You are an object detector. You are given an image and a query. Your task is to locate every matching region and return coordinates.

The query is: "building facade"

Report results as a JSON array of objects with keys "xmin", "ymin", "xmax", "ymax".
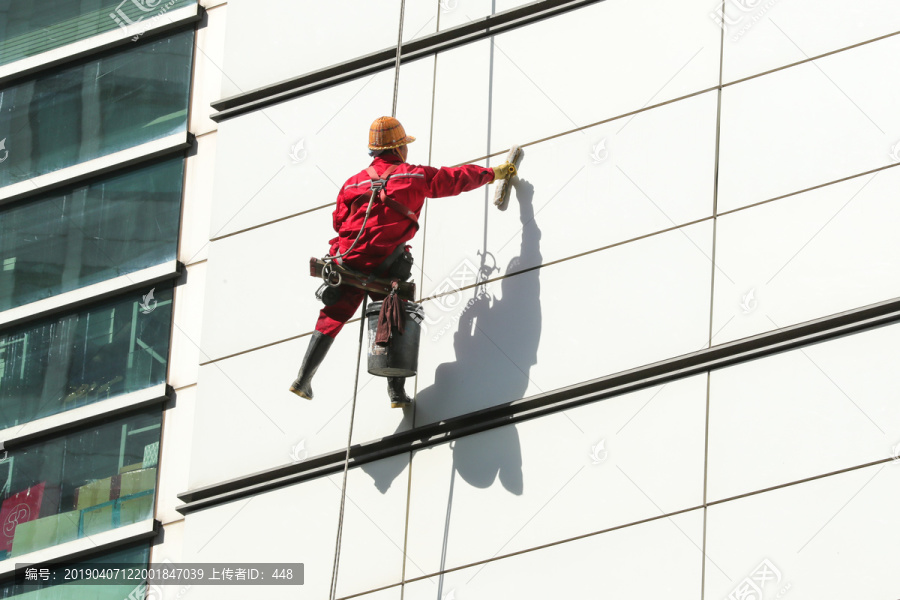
[{"xmin": 1, "ymin": 0, "xmax": 899, "ymax": 599}]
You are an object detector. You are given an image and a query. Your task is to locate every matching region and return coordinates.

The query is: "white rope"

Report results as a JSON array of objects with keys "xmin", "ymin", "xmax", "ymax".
[
  {"xmin": 331, "ymin": 6, "xmax": 406, "ymax": 595},
  {"xmin": 391, "ymin": 0, "xmax": 406, "ymax": 117},
  {"xmin": 328, "ymin": 296, "xmax": 368, "ymax": 600}
]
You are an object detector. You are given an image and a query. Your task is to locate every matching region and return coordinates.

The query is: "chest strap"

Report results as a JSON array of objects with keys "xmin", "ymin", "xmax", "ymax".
[{"xmin": 358, "ymin": 165, "xmax": 419, "ymax": 230}]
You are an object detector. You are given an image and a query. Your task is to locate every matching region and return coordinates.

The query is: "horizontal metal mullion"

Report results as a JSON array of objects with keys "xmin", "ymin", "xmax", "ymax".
[
  {"xmin": 210, "ymin": 0, "xmax": 604, "ymax": 122},
  {"xmin": 176, "ymin": 296, "xmax": 900, "ymax": 514},
  {"xmin": 0, "ymin": 385, "xmax": 172, "ymax": 451}
]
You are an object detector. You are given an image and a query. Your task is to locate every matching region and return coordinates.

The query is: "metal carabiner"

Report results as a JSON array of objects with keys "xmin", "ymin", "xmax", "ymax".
[{"xmin": 322, "ymin": 262, "xmax": 342, "ymax": 288}]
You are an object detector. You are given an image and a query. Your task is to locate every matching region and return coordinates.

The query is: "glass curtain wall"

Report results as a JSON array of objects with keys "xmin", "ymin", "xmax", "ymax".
[
  {"xmin": 0, "ymin": 0, "xmax": 197, "ymax": 66},
  {"xmin": 0, "ymin": 543, "xmax": 151, "ymax": 598},
  {"xmin": 0, "ymin": 408, "xmax": 161, "ymax": 562},
  {"xmin": 0, "ymin": 285, "xmax": 173, "ymax": 429},
  {"xmin": 0, "ymin": 158, "xmax": 184, "ymax": 311},
  {"xmin": 0, "ymin": 29, "xmax": 193, "ymax": 188}
]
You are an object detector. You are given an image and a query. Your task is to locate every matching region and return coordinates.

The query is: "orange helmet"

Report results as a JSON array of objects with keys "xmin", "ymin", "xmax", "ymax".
[{"xmin": 368, "ymin": 116, "xmax": 416, "ymax": 151}]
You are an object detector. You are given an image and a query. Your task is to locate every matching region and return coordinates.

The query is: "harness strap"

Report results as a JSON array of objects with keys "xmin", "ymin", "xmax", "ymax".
[{"xmin": 347, "ymin": 164, "xmax": 419, "ymax": 230}]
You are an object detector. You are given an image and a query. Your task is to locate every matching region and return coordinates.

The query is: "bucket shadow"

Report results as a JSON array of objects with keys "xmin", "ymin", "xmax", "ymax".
[
  {"xmin": 361, "ymin": 179, "xmax": 541, "ymax": 499},
  {"xmin": 417, "ymin": 177, "xmax": 541, "ymax": 495}
]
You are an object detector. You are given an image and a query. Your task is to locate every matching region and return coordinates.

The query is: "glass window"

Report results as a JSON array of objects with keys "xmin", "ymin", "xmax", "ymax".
[
  {"xmin": 0, "ymin": 0, "xmax": 197, "ymax": 66},
  {"xmin": 0, "ymin": 285, "xmax": 172, "ymax": 430},
  {"xmin": 0, "ymin": 543, "xmax": 150, "ymax": 598},
  {"xmin": 0, "ymin": 408, "xmax": 160, "ymax": 562},
  {"xmin": 0, "ymin": 158, "xmax": 184, "ymax": 311},
  {"xmin": 0, "ymin": 30, "xmax": 193, "ymax": 189}
]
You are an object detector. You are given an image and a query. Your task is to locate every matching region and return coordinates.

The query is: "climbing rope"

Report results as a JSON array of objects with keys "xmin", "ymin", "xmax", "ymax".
[
  {"xmin": 391, "ymin": 0, "xmax": 406, "ymax": 118},
  {"xmin": 329, "ymin": 5, "xmax": 406, "ymax": 596},
  {"xmin": 328, "ymin": 295, "xmax": 368, "ymax": 600}
]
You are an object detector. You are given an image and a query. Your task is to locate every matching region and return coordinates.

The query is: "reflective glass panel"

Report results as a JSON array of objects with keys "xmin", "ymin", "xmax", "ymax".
[
  {"xmin": 0, "ymin": 30, "xmax": 193, "ymax": 188},
  {"xmin": 0, "ymin": 0, "xmax": 197, "ymax": 66},
  {"xmin": 0, "ymin": 543, "xmax": 150, "ymax": 598},
  {"xmin": 0, "ymin": 408, "xmax": 160, "ymax": 562},
  {"xmin": 0, "ymin": 158, "xmax": 183, "ymax": 311},
  {"xmin": 0, "ymin": 285, "xmax": 173, "ymax": 429}
]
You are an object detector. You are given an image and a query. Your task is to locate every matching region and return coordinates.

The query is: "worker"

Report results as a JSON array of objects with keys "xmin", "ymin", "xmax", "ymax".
[{"xmin": 289, "ymin": 116, "xmax": 515, "ymax": 408}]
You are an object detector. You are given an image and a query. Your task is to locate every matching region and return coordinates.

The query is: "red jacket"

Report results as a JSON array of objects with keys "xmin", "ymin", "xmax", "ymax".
[{"xmin": 329, "ymin": 155, "xmax": 494, "ymax": 269}]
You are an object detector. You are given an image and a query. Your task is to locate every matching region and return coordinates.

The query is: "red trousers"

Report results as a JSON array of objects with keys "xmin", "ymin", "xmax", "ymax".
[{"xmin": 316, "ymin": 286, "xmax": 387, "ymax": 338}]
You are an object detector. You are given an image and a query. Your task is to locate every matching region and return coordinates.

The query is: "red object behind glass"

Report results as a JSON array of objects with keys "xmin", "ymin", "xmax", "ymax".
[{"xmin": 0, "ymin": 482, "xmax": 45, "ymax": 553}]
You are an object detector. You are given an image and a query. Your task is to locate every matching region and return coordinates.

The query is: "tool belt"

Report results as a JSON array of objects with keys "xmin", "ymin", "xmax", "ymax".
[
  {"xmin": 310, "ymin": 254, "xmax": 416, "ymax": 303},
  {"xmin": 313, "ymin": 164, "xmax": 418, "ymax": 305}
]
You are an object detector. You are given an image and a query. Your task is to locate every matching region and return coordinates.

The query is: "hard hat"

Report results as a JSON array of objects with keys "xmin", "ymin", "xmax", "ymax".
[{"xmin": 368, "ymin": 116, "xmax": 416, "ymax": 150}]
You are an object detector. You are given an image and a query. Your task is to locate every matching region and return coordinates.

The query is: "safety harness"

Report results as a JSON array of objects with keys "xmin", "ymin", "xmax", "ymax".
[{"xmin": 315, "ymin": 164, "xmax": 419, "ymax": 303}]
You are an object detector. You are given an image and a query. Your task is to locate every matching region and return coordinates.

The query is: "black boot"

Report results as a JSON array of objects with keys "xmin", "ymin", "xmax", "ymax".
[
  {"xmin": 387, "ymin": 377, "xmax": 412, "ymax": 409},
  {"xmin": 289, "ymin": 331, "xmax": 334, "ymax": 399}
]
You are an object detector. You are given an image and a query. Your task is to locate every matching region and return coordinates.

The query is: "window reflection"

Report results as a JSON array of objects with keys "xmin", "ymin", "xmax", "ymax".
[
  {"xmin": 0, "ymin": 286, "xmax": 173, "ymax": 429},
  {"xmin": 0, "ymin": 30, "xmax": 193, "ymax": 188},
  {"xmin": 0, "ymin": 409, "xmax": 160, "ymax": 562},
  {"xmin": 0, "ymin": 0, "xmax": 197, "ymax": 66},
  {"xmin": 0, "ymin": 158, "xmax": 183, "ymax": 311}
]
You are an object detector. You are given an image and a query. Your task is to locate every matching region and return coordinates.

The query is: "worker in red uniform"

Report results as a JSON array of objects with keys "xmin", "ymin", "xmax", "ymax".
[{"xmin": 289, "ymin": 116, "xmax": 515, "ymax": 408}]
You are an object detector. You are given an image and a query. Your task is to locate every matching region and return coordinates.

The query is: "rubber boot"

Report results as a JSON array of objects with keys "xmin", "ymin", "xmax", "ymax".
[
  {"xmin": 387, "ymin": 377, "xmax": 412, "ymax": 409},
  {"xmin": 289, "ymin": 331, "xmax": 334, "ymax": 399}
]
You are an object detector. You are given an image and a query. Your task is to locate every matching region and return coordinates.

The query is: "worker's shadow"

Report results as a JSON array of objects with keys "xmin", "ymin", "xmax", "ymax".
[{"xmin": 363, "ymin": 179, "xmax": 541, "ymax": 498}]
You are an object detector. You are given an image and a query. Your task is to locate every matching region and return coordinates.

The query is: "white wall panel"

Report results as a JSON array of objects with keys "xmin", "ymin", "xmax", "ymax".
[
  {"xmin": 350, "ymin": 370, "xmax": 416, "ymax": 446},
  {"xmin": 422, "ymin": 91, "xmax": 718, "ymax": 290},
  {"xmin": 405, "ymin": 374, "xmax": 706, "ymax": 576},
  {"xmin": 183, "ymin": 458, "xmax": 407, "ymax": 599},
  {"xmin": 430, "ymin": 0, "xmax": 721, "ymax": 166},
  {"xmin": 190, "ymin": 4, "xmax": 227, "ymax": 136},
  {"xmin": 404, "ymin": 508, "xmax": 704, "ymax": 600},
  {"xmin": 433, "ymin": 0, "xmax": 535, "ymax": 34},
  {"xmin": 169, "ymin": 262, "xmax": 210, "ymax": 389},
  {"xmin": 210, "ymin": 57, "xmax": 434, "ymax": 239},
  {"xmin": 149, "ymin": 520, "xmax": 190, "ymax": 600},
  {"xmin": 718, "ymin": 35, "xmax": 900, "ymax": 213},
  {"xmin": 403, "ymin": 0, "xmax": 438, "ymax": 42},
  {"xmin": 720, "ymin": 0, "xmax": 900, "ymax": 83},
  {"xmin": 705, "ymin": 464, "xmax": 900, "ymax": 600},
  {"xmin": 182, "ymin": 475, "xmax": 340, "ymax": 599},
  {"xmin": 200, "ymin": 208, "xmax": 331, "ymax": 361},
  {"xmin": 336, "ymin": 454, "xmax": 410, "ymax": 598},
  {"xmin": 219, "ymin": 0, "xmax": 402, "ymax": 97},
  {"xmin": 157, "ymin": 385, "xmax": 197, "ymax": 525},
  {"xmin": 188, "ymin": 332, "xmax": 360, "ymax": 489},
  {"xmin": 350, "ymin": 588, "xmax": 401, "ymax": 600},
  {"xmin": 711, "ymin": 167, "xmax": 900, "ymax": 345},
  {"xmin": 180, "ymin": 132, "xmax": 217, "ymax": 265},
  {"xmin": 414, "ymin": 221, "xmax": 713, "ymax": 425},
  {"xmin": 708, "ymin": 323, "xmax": 900, "ymax": 502}
]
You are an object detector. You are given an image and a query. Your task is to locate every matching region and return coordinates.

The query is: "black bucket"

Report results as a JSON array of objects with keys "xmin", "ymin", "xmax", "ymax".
[{"xmin": 365, "ymin": 300, "xmax": 424, "ymax": 377}]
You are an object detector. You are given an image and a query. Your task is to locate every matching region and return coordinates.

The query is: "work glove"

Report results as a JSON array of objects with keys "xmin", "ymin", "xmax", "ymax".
[{"xmin": 492, "ymin": 161, "xmax": 516, "ymax": 181}]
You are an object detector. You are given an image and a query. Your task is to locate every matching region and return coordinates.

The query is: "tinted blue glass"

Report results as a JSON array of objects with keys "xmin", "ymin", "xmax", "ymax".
[
  {"xmin": 0, "ymin": 158, "xmax": 184, "ymax": 311},
  {"xmin": 0, "ymin": 30, "xmax": 193, "ymax": 188},
  {"xmin": 0, "ymin": 285, "xmax": 173, "ymax": 429}
]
